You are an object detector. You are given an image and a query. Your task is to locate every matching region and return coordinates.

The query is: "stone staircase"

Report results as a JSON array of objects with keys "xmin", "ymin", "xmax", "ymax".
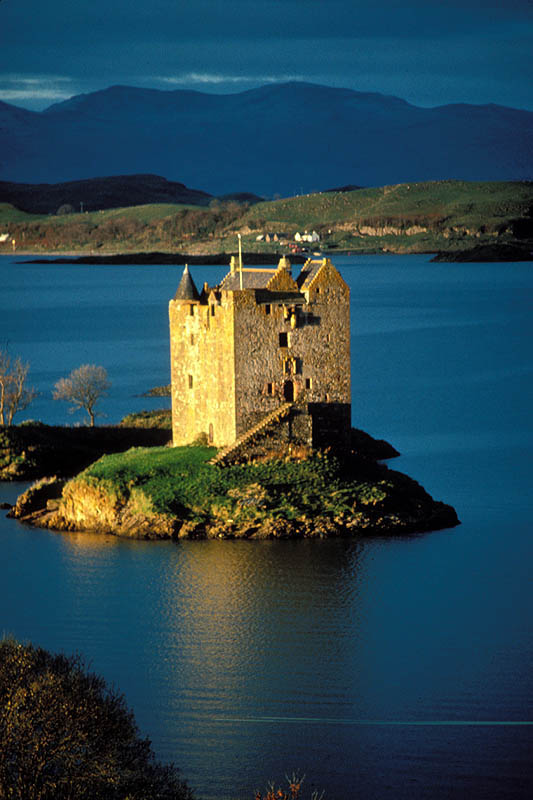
[{"xmin": 209, "ymin": 402, "xmax": 293, "ymax": 466}]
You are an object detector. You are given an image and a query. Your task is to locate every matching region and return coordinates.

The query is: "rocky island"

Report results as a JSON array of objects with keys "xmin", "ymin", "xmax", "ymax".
[
  {"xmin": 5, "ymin": 256, "xmax": 459, "ymax": 540},
  {"xmin": 8, "ymin": 433, "xmax": 458, "ymax": 539}
]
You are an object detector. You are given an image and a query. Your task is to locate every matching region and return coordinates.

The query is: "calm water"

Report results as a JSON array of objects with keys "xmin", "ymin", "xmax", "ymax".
[{"xmin": 1, "ymin": 254, "xmax": 532, "ymax": 799}]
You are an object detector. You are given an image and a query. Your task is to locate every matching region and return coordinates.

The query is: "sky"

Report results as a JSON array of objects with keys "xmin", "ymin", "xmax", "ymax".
[{"xmin": 1, "ymin": 0, "xmax": 532, "ymax": 112}]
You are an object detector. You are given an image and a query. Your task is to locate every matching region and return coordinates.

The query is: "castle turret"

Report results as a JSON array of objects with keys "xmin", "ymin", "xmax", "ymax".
[{"xmin": 173, "ymin": 264, "xmax": 200, "ymax": 301}]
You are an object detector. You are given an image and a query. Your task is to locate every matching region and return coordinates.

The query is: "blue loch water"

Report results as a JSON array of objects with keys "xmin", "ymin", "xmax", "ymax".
[{"xmin": 0, "ymin": 254, "xmax": 532, "ymax": 799}]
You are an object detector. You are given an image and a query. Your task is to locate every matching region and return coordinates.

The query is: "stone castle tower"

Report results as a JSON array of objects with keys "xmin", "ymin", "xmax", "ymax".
[{"xmin": 169, "ymin": 257, "xmax": 351, "ymax": 457}]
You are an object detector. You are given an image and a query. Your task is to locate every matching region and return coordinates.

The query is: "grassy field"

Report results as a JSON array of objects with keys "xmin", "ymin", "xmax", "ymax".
[
  {"xmin": 0, "ymin": 201, "xmax": 197, "ymax": 226},
  {"xmin": 245, "ymin": 180, "xmax": 533, "ymax": 229},
  {"xmin": 68, "ymin": 203, "xmax": 199, "ymax": 224},
  {"xmin": 0, "ymin": 203, "xmax": 49, "ymax": 223}
]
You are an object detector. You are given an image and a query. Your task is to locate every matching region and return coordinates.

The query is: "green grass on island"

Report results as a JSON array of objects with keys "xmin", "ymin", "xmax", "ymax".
[
  {"xmin": 73, "ymin": 443, "xmax": 457, "ymax": 537},
  {"xmin": 83, "ymin": 445, "xmax": 386, "ymax": 518}
]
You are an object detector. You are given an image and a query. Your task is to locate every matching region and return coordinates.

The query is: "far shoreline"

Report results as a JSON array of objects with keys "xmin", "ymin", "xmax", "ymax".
[
  {"xmin": 5, "ymin": 244, "xmax": 531, "ymax": 264},
  {"xmin": 4, "ymin": 248, "xmax": 437, "ymax": 264}
]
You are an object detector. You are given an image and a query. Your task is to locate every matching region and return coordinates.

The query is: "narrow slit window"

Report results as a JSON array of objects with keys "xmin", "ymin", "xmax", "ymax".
[
  {"xmin": 189, "ymin": 305, "xmax": 194, "ymax": 316},
  {"xmin": 190, "ymin": 333, "xmax": 195, "ymax": 345},
  {"xmin": 266, "ymin": 382, "xmax": 274, "ymax": 395},
  {"xmin": 210, "ymin": 304, "xmax": 215, "ymax": 316},
  {"xmin": 279, "ymin": 332, "xmax": 288, "ymax": 347},
  {"xmin": 188, "ymin": 375, "xmax": 193, "ymax": 389},
  {"xmin": 265, "ymin": 304, "xmax": 271, "ymax": 315},
  {"xmin": 305, "ymin": 378, "xmax": 312, "ymax": 390}
]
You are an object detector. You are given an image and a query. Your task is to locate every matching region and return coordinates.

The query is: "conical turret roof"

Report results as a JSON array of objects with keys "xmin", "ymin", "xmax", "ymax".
[{"xmin": 173, "ymin": 264, "xmax": 200, "ymax": 301}]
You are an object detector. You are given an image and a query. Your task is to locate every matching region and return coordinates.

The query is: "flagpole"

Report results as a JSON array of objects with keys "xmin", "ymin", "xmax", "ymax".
[{"xmin": 238, "ymin": 233, "xmax": 243, "ymax": 289}]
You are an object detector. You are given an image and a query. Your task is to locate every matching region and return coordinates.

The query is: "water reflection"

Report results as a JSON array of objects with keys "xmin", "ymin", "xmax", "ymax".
[
  {"xmin": 146, "ymin": 539, "xmax": 367, "ymax": 798},
  {"xmin": 61, "ymin": 530, "xmax": 122, "ymax": 552},
  {"xmin": 155, "ymin": 540, "xmax": 366, "ymax": 717}
]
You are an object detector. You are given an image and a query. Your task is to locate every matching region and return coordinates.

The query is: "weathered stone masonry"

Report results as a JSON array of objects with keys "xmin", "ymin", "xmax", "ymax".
[{"xmin": 169, "ymin": 257, "xmax": 351, "ymax": 451}]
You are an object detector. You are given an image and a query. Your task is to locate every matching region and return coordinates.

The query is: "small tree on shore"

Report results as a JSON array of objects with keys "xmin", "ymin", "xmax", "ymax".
[
  {"xmin": 0, "ymin": 349, "xmax": 37, "ymax": 426},
  {"xmin": 53, "ymin": 364, "xmax": 110, "ymax": 426}
]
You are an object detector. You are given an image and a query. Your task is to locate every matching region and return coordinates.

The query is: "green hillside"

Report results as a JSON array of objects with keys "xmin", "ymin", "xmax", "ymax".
[
  {"xmin": 0, "ymin": 201, "xmax": 197, "ymax": 226},
  {"xmin": 246, "ymin": 180, "xmax": 533, "ymax": 229},
  {"xmin": 0, "ymin": 203, "xmax": 48, "ymax": 223}
]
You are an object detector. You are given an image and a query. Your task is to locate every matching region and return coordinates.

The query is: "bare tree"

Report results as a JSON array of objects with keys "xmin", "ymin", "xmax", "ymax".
[
  {"xmin": 0, "ymin": 349, "xmax": 37, "ymax": 426},
  {"xmin": 53, "ymin": 364, "xmax": 110, "ymax": 426}
]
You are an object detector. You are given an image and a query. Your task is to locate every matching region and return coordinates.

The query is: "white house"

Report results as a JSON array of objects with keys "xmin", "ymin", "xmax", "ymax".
[{"xmin": 295, "ymin": 230, "xmax": 320, "ymax": 243}]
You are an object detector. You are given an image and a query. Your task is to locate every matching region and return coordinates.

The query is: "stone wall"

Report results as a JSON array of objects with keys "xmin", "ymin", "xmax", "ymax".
[
  {"xmin": 169, "ymin": 295, "xmax": 236, "ymax": 446},
  {"xmin": 232, "ymin": 262, "xmax": 351, "ymax": 446}
]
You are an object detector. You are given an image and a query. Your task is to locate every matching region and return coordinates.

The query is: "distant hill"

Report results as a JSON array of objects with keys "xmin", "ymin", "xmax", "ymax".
[
  {"xmin": 1, "ymin": 179, "xmax": 531, "ymax": 257},
  {"xmin": 0, "ymin": 174, "xmax": 212, "ymax": 214},
  {"xmin": 0, "ymin": 82, "xmax": 532, "ymax": 196}
]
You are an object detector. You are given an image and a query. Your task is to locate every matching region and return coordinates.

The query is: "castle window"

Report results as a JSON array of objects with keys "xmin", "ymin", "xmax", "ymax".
[
  {"xmin": 188, "ymin": 375, "xmax": 193, "ymax": 389},
  {"xmin": 189, "ymin": 305, "xmax": 194, "ymax": 316},
  {"xmin": 279, "ymin": 332, "xmax": 288, "ymax": 347},
  {"xmin": 190, "ymin": 333, "xmax": 195, "ymax": 345},
  {"xmin": 265, "ymin": 304, "xmax": 271, "ymax": 315},
  {"xmin": 208, "ymin": 423, "xmax": 214, "ymax": 443},
  {"xmin": 283, "ymin": 380, "xmax": 294, "ymax": 402},
  {"xmin": 266, "ymin": 382, "xmax": 274, "ymax": 395},
  {"xmin": 305, "ymin": 378, "xmax": 312, "ymax": 390},
  {"xmin": 210, "ymin": 304, "xmax": 215, "ymax": 317}
]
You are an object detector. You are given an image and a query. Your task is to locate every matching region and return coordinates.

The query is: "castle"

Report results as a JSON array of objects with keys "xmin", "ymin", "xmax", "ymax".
[{"xmin": 169, "ymin": 256, "xmax": 351, "ymax": 460}]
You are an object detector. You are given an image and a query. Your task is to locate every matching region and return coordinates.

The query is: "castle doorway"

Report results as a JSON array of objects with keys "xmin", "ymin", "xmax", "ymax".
[{"xmin": 283, "ymin": 380, "xmax": 294, "ymax": 402}]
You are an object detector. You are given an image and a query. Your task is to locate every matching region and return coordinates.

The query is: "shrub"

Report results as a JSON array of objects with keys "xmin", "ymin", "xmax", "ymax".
[{"xmin": 0, "ymin": 638, "xmax": 194, "ymax": 800}]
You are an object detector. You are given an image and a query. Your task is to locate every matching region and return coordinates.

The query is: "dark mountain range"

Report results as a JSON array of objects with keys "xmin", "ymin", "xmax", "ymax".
[
  {"xmin": 0, "ymin": 174, "xmax": 212, "ymax": 214},
  {"xmin": 1, "ymin": 82, "xmax": 532, "ymax": 196}
]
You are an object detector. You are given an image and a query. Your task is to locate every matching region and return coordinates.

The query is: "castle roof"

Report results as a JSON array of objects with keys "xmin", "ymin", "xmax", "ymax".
[
  {"xmin": 297, "ymin": 259, "xmax": 323, "ymax": 290},
  {"xmin": 219, "ymin": 269, "xmax": 277, "ymax": 291},
  {"xmin": 174, "ymin": 265, "xmax": 200, "ymax": 301}
]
